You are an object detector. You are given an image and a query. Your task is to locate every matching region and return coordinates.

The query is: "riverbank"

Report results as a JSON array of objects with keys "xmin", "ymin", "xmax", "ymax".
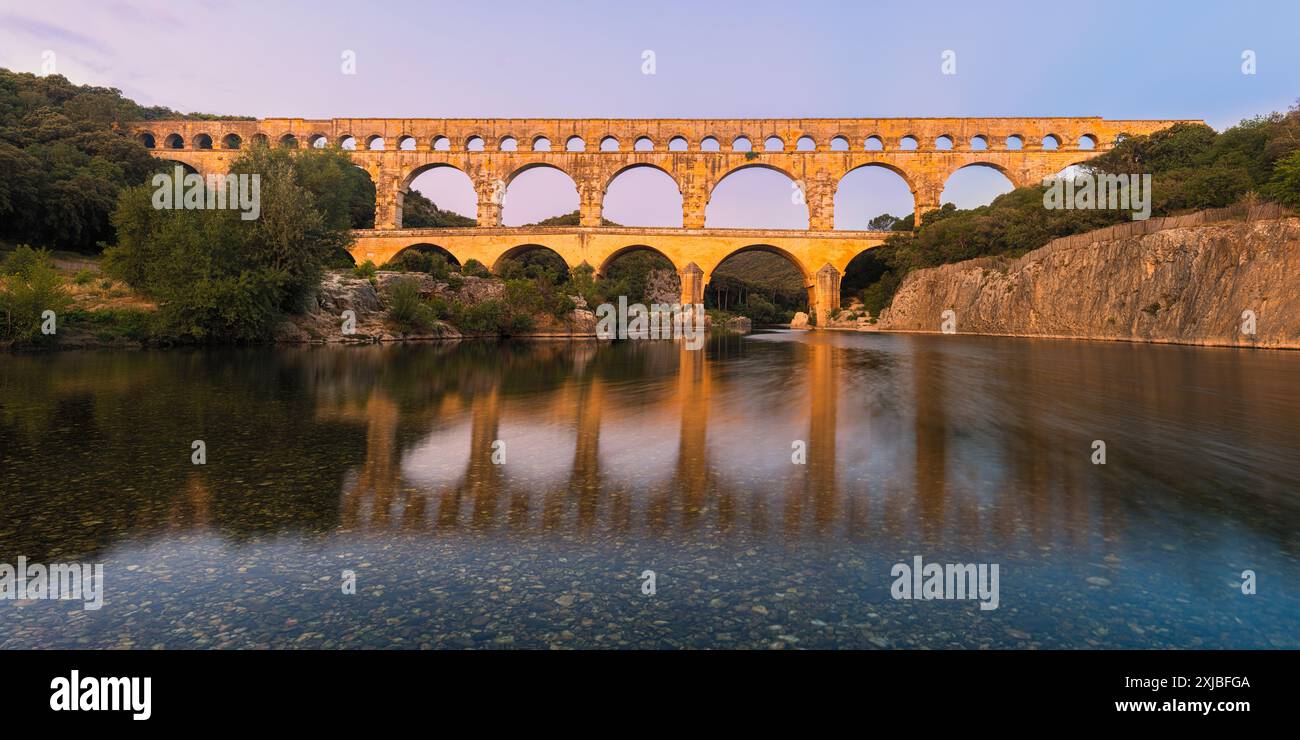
[{"xmin": 876, "ymin": 212, "xmax": 1300, "ymax": 350}]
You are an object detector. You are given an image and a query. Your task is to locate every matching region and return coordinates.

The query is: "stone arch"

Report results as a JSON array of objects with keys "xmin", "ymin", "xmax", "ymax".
[
  {"xmin": 432, "ymin": 135, "xmax": 451, "ymax": 151},
  {"xmin": 603, "ymin": 163, "xmax": 683, "ymax": 227},
  {"xmin": 597, "ymin": 244, "xmax": 679, "ymax": 277},
  {"xmin": 493, "ymin": 243, "xmax": 573, "ymax": 276},
  {"xmin": 935, "ymin": 134, "xmax": 954, "ymax": 150},
  {"xmin": 308, "ymin": 133, "xmax": 329, "ymax": 149},
  {"xmin": 634, "ymin": 136, "xmax": 655, "ymax": 152},
  {"xmin": 401, "ymin": 162, "xmax": 478, "ymax": 224},
  {"xmin": 599, "ymin": 136, "xmax": 620, "ymax": 151},
  {"xmin": 864, "ymin": 135, "xmax": 883, "ymax": 151},
  {"xmin": 222, "ymin": 133, "xmax": 243, "ymax": 149},
  {"xmin": 829, "ymin": 135, "xmax": 849, "ymax": 151},
  {"xmin": 163, "ymin": 133, "xmax": 184, "ymax": 149},
  {"xmin": 365, "ymin": 134, "xmax": 385, "ymax": 150},
  {"xmin": 397, "ymin": 135, "xmax": 417, "ymax": 150},
  {"xmin": 565, "ymin": 135, "xmax": 586, "ymax": 152},
  {"xmin": 1042, "ymin": 134, "xmax": 1061, "ymax": 150},
  {"xmin": 763, "ymin": 135, "xmax": 785, "ymax": 151},
  {"xmin": 700, "ymin": 136, "xmax": 721, "ymax": 151},
  {"xmin": 796, "ymin": 135, "xmax": 816, "ymax": 151},
  {"xmin": 466, "ymin": 135, "xmax": 485, "ymax": 151},
  {"xmin": 703, "ymin": 244, "xmax": 813, "ymax": 318},
  {"xmin": 501, "ymin": 163, "xmax": 579, "ymax": 226},
  {"xmin": 970, "ymin": 134, "xmax": 989, "ymax": 151},
  {"xmin": 667, "ymin": 135, "xmax": 688, "ymax": 151},
  {"xmin": 1077, "ymin": 133, "xmax": 1098, "ymax": 150},
  {"xmin": 499, "ymin": 135, "xmax": 518, "ymax": 152},
  {"xmin": 532, "ymin": 135, "xmax": 552, "ymax": 152},
  {"xmin": 155, "ymin": 157, "xmax": 201, "ymax": 177},
  {"xmin": 835, "ymin": 162, "xmax": 916, "ymax": 230},
  {"xmin": 941, "ymin": 163, "xmax": 1016, "ymax": 208},
  {"xmin": 193, "ymin": 133, "xmax": 213, "ymax": 149},
  {"xmin": 386, "ymin": 242, "xmax": 461, "ymax": 269},
  {"xmin": 138, "ymin": 132, "xmax": 156, "ymax": 148},
  {"xmin": 706, "ymin": 163, "xmax": 808, "ymax": 229},
  {"xmin": 339, "ymin": 134, "xmax": 358, "ymax": 150},
  {"xmin": 280, "ymin": 133, "xmax": 299, "ymax": 149},
  {"xmin": 250, "ymin": 133, "xmax": 269, "ymax": 147}
]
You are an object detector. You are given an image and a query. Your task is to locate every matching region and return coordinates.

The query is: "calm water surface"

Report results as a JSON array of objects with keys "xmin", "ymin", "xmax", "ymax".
[{"xmin": 1, "ymin": 331, "xmax": 1297, "ymax": 648}]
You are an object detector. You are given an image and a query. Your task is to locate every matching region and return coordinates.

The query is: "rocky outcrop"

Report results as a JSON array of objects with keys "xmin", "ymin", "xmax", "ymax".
[
  {"xmin": 878, "ymin": 217, "xmax": 1300, "ymax": 349},
  {"xmin": 789, "ymin": 311, "xmax": 810, "ymax": 329},
  {"xmin": 722, "ymin": 316, "xmax": 752, "ymax": 334}
]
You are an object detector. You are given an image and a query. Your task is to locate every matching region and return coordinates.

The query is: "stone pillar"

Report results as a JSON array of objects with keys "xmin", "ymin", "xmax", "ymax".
[
  {"xmin": 911, "ymin": 182, "xmax": 943, "ymax": 229},
  {"xmin": 682, "ymin": 180, "xmax": 708, "ymax": 229},
  {"xmin": 806, "ymin": 177, "xmax": 835, "ymax": 230},
  {"xmin": 678, "ymin": 262, "xmax": 704, "ymax": 307},
  {"xmin": 374, "ymin": 167, "xmax": 403, "ymax": 230},
  {"xmin": 475, "ymin": 176, "xmax": 504, "ymax": 227},
  {"xmin": 811, "ymin": 263, "xmax": 841, "ymax": 327},
  {"xmin": 578, "ymin": 182, "xmax": 604, "ymax": 227}
]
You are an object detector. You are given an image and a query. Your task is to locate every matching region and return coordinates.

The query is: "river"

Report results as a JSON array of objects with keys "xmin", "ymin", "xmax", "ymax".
[{"xmin": 1, "ymin": 331, "xmax": 1297, "ymax": 648}]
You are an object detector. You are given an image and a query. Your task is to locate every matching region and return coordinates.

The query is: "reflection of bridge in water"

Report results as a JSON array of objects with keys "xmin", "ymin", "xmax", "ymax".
[{"xmin": 131, "ymin": 116, "xmax": 1196, "ymax": 324}]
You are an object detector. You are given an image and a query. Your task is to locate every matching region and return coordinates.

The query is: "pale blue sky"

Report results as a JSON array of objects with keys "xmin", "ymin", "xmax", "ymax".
[{"xmin": 2, "ymin": 0, "xmax": 1296, "ymax": 226}]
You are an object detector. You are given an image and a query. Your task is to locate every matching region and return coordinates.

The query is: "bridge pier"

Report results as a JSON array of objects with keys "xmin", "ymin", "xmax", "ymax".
[
  {"xmin": 678, "ymin": 262, "xmax": 704, "ymax": 306},
  {"xmin": 810, "ymin": 263, "xmax": 842, "ymax": 327}
]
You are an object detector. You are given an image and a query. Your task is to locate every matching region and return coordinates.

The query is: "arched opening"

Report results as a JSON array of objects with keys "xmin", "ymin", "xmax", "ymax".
[
  {"xmin": 494, "ymin": 244, "xmax": 571, "ymax": 283},
  {"xmin": 634, "ymin": 136, "xmax": 654, "ymax": 152},
  {"xmin": 138, "ymin": 132, "xmax": 156, "ymax": 148},
  {"xmin": 796, "ymin": 136, "xmax": 816, "ymax": 151},
  {"xmin": 340, "ymin": 135, "xmax": 358, "ymax": 150},
  {"xmin": 865, "ymin": 135, "xmax": 883, "ymax": 151},
  {"xmin": 347, "ymin": 166, "xmax": 376, "ymax": 229},
  {"xmin": 668, "ymin": 136, "xmax": 688, "ymax": 151},
  {"xmin": 731, "ymin": 136, "xmax": 752, "ymax": 152},
  {"xmin": 404, "ymin": 165, "xmax": 478, "ymax": 228},
  {"xmin": 566, "ymin": 136, "xmax": 585, "ymax": 152},
  {"xmin": 706, "ymin": 246, "xmax": 808, "ymax": 324},
  {"xmin": 763, "ymin": 136, "xmax": 784, "ymax": 152},
  {"xmin": 598, "ymin": 246, "xmax": 679, "ymax": 305},
  {"xmin": 250, "ymin": 133, "xmax": 269, "ymax": 147},
  {"xmin": 383, "ymin": 243, "xmax": 461, "ymax": 272},
  {"xmin": 398, "ymin": 135, "xmax": 417, "ymax": 151},
  {"xmin": 502, "ymin": 164, "xmax": 579, "ymax": 226},
  {"xmin": 706, "ymin": 165, "xmax": 807, "ymax": 229},
  {"xmin": 603, "ymin": 165, "xmax": 682, "ymax": 227},
  {"xmin": 835, "ymin": 164, "xmax": 914, "ymax": 230},
  {"xmin": 532, "ymin": 136, "xmax": 552, "ymax": 152},
  {"xmin": 193, "ymin": 133, "xmax": 213, "ymax": 149},
  {"xmin": 432, "ymin": 136, "xmax": 451, "ymax": 151},
  {"xmin": 941, "ymin": 164, "xmax": 1016, "ymax": 210},
  {"xmin": 366, "ymin": 135, "xmax": 385, "ymax": 151},
  {"xmin": 935, "ymin": 135, "xmax": 954, "ymax": 150},
  {"xmin": 1006, "ymin": 135, "xmax": 1023, "ymax": 151},
  {"xmin": 600, "ymin": 136, "xmax": 619, "ymax": 152},
  {"xmin": 157, "ymin": 159, "xmax": 199, "ymax": 177},
  {"xmin": 466, "ymin": 136, "xmax": 485, "ymax": 151},
  {"xmin": 222, "ymin": 133, "xmax": 243, "ymax": 150},
  {"xmin": 700, "ymin": 136, "xmax": 720, "ymax": 152},
  {"xmin": 308, "ymin": 134, "xmax": 328, "ymax": 149},
  {"xmin": 1077, "ymin": 134, "xmax": 1097, "ymax": 150},
  {"xmin": 499, "ymin": 136, "xmax": 518, "ymax": 152},
  {"xmin": 840, "ymin": 247, "xmax": 890, "ymax": 311},
  {"xmin": 1042, "ymin": 134, "xmax": 1060, "ymax": 150},
  {"xmin": 830, "ymin": 136, "xmax": 849, "ymax": 151},
  {"xmin": 970, "ymin": 135, "xmax": 988, "ymax": 151},
  {"xmin": 279, "ymin": 134, "xmax": 299, "ymax": 149},
  {"xmin": 163, "ymin": 133, "xmax": 184, "ymax": 149},
  {"xmin": 899, "ymin": 135, "xmax": 918, "ymax": 151}
]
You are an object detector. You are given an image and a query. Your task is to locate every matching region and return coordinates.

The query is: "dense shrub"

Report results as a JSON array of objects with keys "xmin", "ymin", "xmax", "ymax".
[
  {"xmin": 384, "ymin": 278, "xmax": 436, "ymax": 333},
  {"xmin": 0, "ymin": 245, "xmax": 71, "ymax": 343}
]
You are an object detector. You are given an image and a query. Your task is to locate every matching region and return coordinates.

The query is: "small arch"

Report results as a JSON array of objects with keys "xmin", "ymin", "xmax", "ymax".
[
  {"xmin": 250, "ymin": 133, "xmax": 269, "ymax": 148},
  {"xmin": 935, "ymin": 135, "xmax": 953, "ymax": 151},
  {"xmin": 340, "ymin": 135, "xmax": 358, "ymax": 150},
  {"xmin": 599, "ymin": 136, "xmax": 620, "ymax": 152},
  {"xmin": 829, "ymin": 136, "xmax": 849, "ymax": 151},
  {"xmin": 668, "ymin": 136, "xmax": 688, "ymax": 151},
  {"xmin": 466, "ymin": 135, "xmax": 485, "ymax": 151},
  {"xmin": 1042, "ymin": 134, "xmax": 1060, "ymax": 150},
  {"xmin": 532, "ymin": 136, "xmax": 552, "ymax": 152},
  {"xmin": 864, "ymin": 135, "xmax": 883, "ymax": 151},
  {"xmin": 1006, "ymin": 135, "xmax": 1023, "ymax": 150},
  {"xmin": 279, "ymin": 134, "xmax": 299, "ymax": 149},
  {"xmin": 970, "ymin": 135, "xmax": 989, "ymax": 151},
  {"xmin": 308, "ymin": 133, "xmax": 328, "ymax": 149},
  {"xmin": 1077, "ymin": 134, "xmax": 1097, "ymax": 150},
  {"xmin": 193, "ymin": 133, "xmax": 213, "ymax": 149},
  {"xmin": 222, "ymin": 133, "xmax": 243, "ymax": 149},
  {"xmin": 731, "ymin": 136, "xmax": 752, "ymax": 152},
  {"xmin": 763, "ymin": 136, "xmax": 784, "ymax": 152},
  {"xmin": 565, "ymin": 136, "xmax": 585, "ymax": 152},
  {"xmin": 796, "ymin": 136, "xmax": 816, "ymax": 151},
  {"xmin": 366, "ymin": 135, "xmax": 385, "ymax": 151},
  {"xmin": 898, "ymin": 135, "xmax": 918, "ymax": 151},
  {"xmin": 499, "ymin": 136, "xmax": 518, "ymax": 152},
  {"xmin": 163, "ymin": 133, "xmax": 184, "ymax": 149},
  {"xmin": 634, "ymin": 136, "xmax": 654, "ymax": 152},
  {"xmin": 138, "ymin": 132, "xmax": 156, "ymax": 148},
  {"xmin": 700, "ymin": 136, "xmax": 721, "ymax": 152},
  {"xmin": 398, "ymin": 135, "xmax": 417, "ymax": 151},
  {"xmin": 432, "ymin": 136, "xmax": 451, "ymax": 151}
]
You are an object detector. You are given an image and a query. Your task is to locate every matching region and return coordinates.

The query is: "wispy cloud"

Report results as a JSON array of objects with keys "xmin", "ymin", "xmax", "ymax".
[{"xmin": 0, "ymin": 14, "xmax": 115, "ymax": 55}]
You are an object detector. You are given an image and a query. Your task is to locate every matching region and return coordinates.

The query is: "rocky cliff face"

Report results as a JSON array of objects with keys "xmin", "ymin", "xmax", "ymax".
[{"xmin": 878, "ymin": 217, "xmax": 1300, "ymax": 349}]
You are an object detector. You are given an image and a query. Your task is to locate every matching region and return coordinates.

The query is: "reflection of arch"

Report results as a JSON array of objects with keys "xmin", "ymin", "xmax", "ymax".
[
  {"xmin": 493, "ymin": 243, "xmax": 572, "ymax": 274},
  {"xmin": 597, "ymin": 244, "xmax": 678, "ymax": 276}
]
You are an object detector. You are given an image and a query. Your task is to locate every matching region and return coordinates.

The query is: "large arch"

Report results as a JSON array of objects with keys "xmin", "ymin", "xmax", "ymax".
[
  {"xmin": 602, "ymin": 164, "xmax": 683, "ymax": 227},
  {"xmin": 501, "ymin": 164, "xmax": 580, "ymax": 226},
  {"xmin": 705, "ymin": 164, "xmax": 808, "ymax": 229},
  {"xmin": 384, "ymin": 242, "xmax": 461, "ymax": 270},
  {"xmin": 402, "ymin": 163, "xmax": 477, "ymax": 226},
  {"xmin": 597, "ymin": 244, "xmax": 678, "ymax": 277},
  {"xmin": 835, "ymin": 163, "xmax": 915, "ymax": 229},
  {"xmin": 704, "ymin": 244, "xmax": 810, "ymax": 322},
  {"xmin": 493, "ymin": 243, "xmax": 572, "ymax": 279},
  {"xmin": 940, "ymin": 163, "xmax": 1016, "ymax": 209}
]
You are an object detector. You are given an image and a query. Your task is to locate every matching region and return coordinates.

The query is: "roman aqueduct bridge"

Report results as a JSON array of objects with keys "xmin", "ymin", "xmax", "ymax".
[{"xmin": 131, "ymin": 116, "xmax": 1195, "ymax": 324}]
